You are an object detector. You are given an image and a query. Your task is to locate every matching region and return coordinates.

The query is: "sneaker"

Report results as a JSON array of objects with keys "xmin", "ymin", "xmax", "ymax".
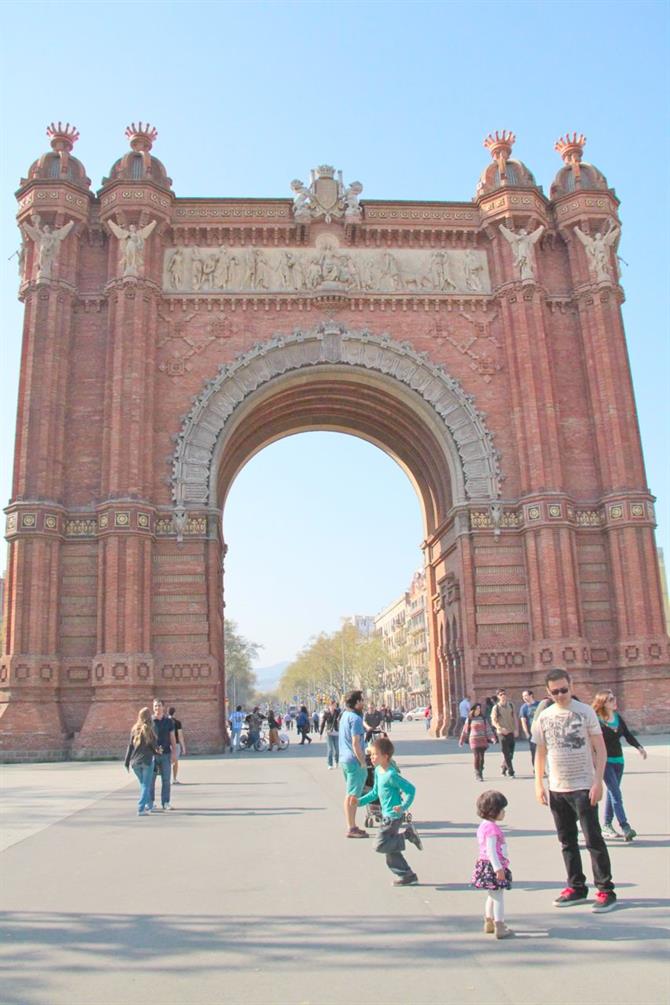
[
  {"xmin": 622, "ymin": 825, "xmax": 637, "ymax": 842},
  {"xmin": 163, "ymin": 803, "xmax": 173, "ymax": 811},
  {"xmin": 392, "ymin": 872, "xmax": 418, "ymax": 886},
  {"xmin": 592, "ymin": 891, "xmax": 617, "ymax": 913},
  {"xmin": 404, "ymin": 823, "xmax": 423, "ymax": 851},
  {"xmin": 172, "ymin": 779, "xmax": 181, "ymax": 785},
  {"xmin": 142, "ymin": 807, "xmax": 153, "ymax": 815},
  {"xmin": 327, "ymin": 765, "xmax": 334, "ymax": 770},
  {"xmin": 553, "ymin": 887, "xmax": 588, "ymax": 907},
  {"xmin": 346, "ymin": 827, "xmax": 369, "ymax": 839}
]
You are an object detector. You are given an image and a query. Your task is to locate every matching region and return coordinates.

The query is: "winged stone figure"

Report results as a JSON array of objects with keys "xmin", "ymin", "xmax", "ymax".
[
  {"xmin": 108, "ymin": 218, "xmax": 157, "ymax": 276},
  {"xmin": 499, "ymin": 223, "xmax": 544, "ymax": 282},
  {"xmin": 574, "ymin": 224, "xmax": 620, "ymax": 284},
  {"xmin": 22, "ymin": 216, "xmax": 74, "ymax": 280}
]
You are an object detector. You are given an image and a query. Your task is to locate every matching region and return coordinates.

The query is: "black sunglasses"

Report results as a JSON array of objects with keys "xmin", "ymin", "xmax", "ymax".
[{"xmin": 549, "ymin": 687, "xmax": 570, "ymax": 696}]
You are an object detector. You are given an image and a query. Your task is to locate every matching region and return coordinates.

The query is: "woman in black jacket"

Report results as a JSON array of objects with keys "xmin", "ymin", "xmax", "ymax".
[
  {"xmin": 592, "ymin": 690, "xmax": 647, "ymax": 841},
  {"xmin": 124, "ymin": 707, "xmax": 158, "ymax": 816}
]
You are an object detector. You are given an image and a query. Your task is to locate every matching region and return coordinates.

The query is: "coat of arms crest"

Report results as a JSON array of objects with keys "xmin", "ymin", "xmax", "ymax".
[{"xmin": 290, "ymin": 165, "xmax": 363, "ymax": 224}]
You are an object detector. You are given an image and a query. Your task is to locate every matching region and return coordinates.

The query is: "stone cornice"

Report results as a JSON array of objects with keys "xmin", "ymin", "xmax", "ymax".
[
  {"xmin": 421, "ymin": 492, "xmax": 657, "ymax": 549},
  {"xmin": 4, "ymin": 501, "xmax": 217, "ymax": 541}
]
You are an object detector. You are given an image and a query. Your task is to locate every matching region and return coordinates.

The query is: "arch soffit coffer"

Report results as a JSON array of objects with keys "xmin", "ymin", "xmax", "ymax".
[{"xmin": 170, "ymin": 323, "xmax": 503, "ymax": 511}]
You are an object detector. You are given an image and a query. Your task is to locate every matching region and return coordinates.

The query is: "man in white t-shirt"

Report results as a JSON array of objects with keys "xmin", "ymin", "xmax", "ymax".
[{"xmin": 533, "ymin": 669, "xmax": 616, "ymax": 913}]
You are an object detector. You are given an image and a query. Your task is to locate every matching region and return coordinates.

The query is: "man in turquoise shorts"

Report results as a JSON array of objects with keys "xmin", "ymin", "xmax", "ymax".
[{"xmin": 339, "ymin": 689, "xmax": 369, "ymax": 838}]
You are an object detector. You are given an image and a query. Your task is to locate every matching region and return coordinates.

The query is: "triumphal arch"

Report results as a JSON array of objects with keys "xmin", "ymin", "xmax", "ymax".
[{"xmin": 2, "ymin": 123, "xmax": 668, "ymax": 758}]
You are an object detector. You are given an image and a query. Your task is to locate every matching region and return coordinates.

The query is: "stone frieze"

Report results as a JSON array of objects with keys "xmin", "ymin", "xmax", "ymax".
[{"xmin": 162, "ymin": 244, "xmax": 491, "ymax": 296}]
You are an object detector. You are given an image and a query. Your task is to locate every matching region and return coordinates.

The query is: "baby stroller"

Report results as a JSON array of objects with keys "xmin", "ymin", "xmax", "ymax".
[{"xmin": 362, "ymin": 730, "xmax": 413, "ymax": 829}]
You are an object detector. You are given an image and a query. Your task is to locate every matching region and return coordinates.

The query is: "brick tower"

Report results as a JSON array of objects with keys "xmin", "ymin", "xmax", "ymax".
[{"xmin": 1, "ymin": 125, "xmax": 667, "ymax": 759}]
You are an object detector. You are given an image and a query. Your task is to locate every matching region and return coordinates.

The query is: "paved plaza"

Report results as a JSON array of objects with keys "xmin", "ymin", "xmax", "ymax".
[{"xmin": 1, "ymin": 721, "xmax": 668, "ymax": 1005}]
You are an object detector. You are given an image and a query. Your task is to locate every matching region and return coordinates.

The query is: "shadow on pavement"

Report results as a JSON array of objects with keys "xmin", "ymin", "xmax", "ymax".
[{"xmin": 1, "ymin": 906, "xmax": 668, "ymax": 1005}]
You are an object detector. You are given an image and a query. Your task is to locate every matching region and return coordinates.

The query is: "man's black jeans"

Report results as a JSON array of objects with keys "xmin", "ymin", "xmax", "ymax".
[
  {"xmin": 500, "ymin": 734, "xmax": 515, "ymax": 775},
  {"xmin": 549, "ymin": 789, "xmax": 614, "ymax": 893}
]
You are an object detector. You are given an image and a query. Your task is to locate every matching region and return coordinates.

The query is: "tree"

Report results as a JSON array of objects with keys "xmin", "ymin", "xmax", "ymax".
[
  {"xmin": 224, "ymin": 619, "xmax": 260, "ymax": 708},
  {"xmin": 278, "ymin": 623, "xmax": 388, "ymax": 704}
]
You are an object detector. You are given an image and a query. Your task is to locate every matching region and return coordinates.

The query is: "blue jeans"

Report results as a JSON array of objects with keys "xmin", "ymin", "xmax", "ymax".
[
  {"xmin": 133, "ymin": 761, "xmax": 154, "ymax": 813},
  {"xmin": 604, "ymin": 761, "xmax": 628, "ymax": 828},
  {"xmin": 326, "ymin": 733, "xmax": 339, "ymax": 766},
  {"xmin": 150, "ymin": 752, "xmax": 172, "ymax": 807},
  {"xmin": 231, "ymin": 729, "xmax": 242, "ymax": 751}
]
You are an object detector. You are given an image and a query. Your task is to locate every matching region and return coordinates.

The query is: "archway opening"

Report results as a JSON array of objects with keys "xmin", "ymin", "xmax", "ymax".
[{"xmin": 223, "ymin": 430, "xmax": 426, "ymax": 706}]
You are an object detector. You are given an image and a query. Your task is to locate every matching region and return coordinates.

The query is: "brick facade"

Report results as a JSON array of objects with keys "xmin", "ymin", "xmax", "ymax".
[{"xmin": 2, "ymin": 125, "xmax": 668, "ymax": 759}]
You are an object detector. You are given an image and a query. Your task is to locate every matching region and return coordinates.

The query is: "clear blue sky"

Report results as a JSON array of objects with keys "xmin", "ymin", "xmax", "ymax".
[{"xmin": 1, "ymin": 1, "xmax": 668, "ymax": 666}]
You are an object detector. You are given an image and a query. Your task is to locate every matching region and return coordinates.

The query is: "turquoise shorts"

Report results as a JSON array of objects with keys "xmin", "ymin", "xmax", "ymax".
[{"xmin": 342, "ymin": 761, "xmax": 367, "ymax": 797}]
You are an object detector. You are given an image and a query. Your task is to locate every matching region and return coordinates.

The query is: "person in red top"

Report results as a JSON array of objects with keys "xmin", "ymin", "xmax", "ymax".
[
  {"xmin": 460, "ymin": 703, "xmax": 496, "ymax": 781},
  {"xmin": 424, "ymin": 705, "xmax": 432, "ymax": 732}
]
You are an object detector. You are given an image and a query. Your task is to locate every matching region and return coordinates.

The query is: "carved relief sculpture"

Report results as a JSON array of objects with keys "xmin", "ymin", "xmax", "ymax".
[
  {"xmin": 499, "ymin": 223, "xmax": 544, "ymax": 282},
  {"xmin": 161, "ymin": 243, "xmax": 492, "ymax": 295},
  {"xmin": 574, "ymin": 222, "xmax": 620, "ymax": 284},
  {"xmin": 107, "ymin": 218, "xmax": 157, "ymax": 276},
  {"xmin": 22, "ymin": 214, "xmax": 74, "ymax": 280}
]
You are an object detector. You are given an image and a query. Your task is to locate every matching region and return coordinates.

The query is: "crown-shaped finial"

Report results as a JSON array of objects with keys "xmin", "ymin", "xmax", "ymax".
[
  {"xmin": 555, "ymin": 133, "xmax": 586, "ymax": 164},
  {"xmin": 315, "ymin": 164, "xmax": 335, "ymax": 179},
  {"xmin": 483, "ymin": 130, "xmax": 516, "ymax": 162},
  {"xmin": 125, "ymin": 122, "xmax": 158, "ymax": 153},
  {"xmin": 46, "ymin": 121, "xmax": 80, "ymax": 153}
]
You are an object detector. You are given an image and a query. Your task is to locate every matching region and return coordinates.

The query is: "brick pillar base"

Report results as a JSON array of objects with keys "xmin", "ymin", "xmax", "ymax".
[{"xmin": 0, "ymin": 694, "xmax": 69, "ymax": 761}]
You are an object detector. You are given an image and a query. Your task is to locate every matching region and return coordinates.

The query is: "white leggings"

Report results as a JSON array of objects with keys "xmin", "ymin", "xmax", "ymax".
[{"xmin": 485, "ymin": 890, "xmax": 505, "ymax": 921}]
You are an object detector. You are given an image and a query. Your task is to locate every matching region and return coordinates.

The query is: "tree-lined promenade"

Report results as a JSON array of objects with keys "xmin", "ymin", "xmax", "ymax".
[{"xmin": 278, "ymin": 621, "xmax": 388, "ymax": 704}]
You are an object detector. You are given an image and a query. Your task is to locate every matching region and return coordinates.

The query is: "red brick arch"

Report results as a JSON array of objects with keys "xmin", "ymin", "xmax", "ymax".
[{"xmin": 171, "ymin": 324, "xmax": 503, "ymax": 535}]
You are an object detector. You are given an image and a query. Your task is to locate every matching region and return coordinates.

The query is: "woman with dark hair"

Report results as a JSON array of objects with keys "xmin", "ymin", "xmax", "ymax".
[
  {"xmin": 460, "ymin": 703, "xmax": 495, "ymax": 781},
  {"xmin": 592, "ymin": 690, "xmax": 647, "ymax": 841}
]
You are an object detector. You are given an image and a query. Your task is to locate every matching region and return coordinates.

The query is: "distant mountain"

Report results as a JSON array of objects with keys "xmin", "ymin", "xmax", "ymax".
[{"xmin": 253, "ymin": 660, "xmax": 290, "ymax": 693}]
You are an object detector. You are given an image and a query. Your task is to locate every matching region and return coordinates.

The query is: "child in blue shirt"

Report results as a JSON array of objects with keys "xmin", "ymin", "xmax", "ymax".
[{"xmin": 358, "ymin": 736, "xmax": 423, "ymax": 886}]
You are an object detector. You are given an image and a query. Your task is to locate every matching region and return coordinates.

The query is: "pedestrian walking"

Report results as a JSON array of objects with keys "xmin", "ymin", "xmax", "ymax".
[
  {"xmin": 471, "ymin": 790, "xmax": 514, "ymax": 939},
  {"xmin": 229, "ymin": 705, "xmax": 245, "ymax": 752},
  {"xmin": 311, "ymin": 709, "xmax": 320, "ymax": 734},
  {"xmin": 533, "ymin": 669, "xmax": 617, "ymax": 913},
  {"xmin": 339, "ymin": 689, "xmax": 368, "ymax": 838},
  {"xmin": 518, "ymin": 689, "xmax": 540, "ymax": 766},
  {"xmin": 459, "ymin": 702, "xmax": 495, "ymax": 780},
  {"xmin": 364, "ymin": 703, "xmax": 382, "ymax": 742},
  {"xmin": 149, "ymin": 698, "xmax": 176, "ymax": 811},
  {"xmin": 457, "ymin": 695, "xmax": 471, "ymax": 734},
  {"xmin": 124, "ymin": 707, "xmax": 158, "ymax": 816},
  {"xmin": 592, "ymin": 690, "xmax": 647, "ymax": 841},
  {"xmin": 320, "ymin": 699, "xmax": 340, "ymax": 768},
  {"xmin": 296, "ymin": 706, "xmax": 312, "ymax": 744},
  {"xmin": 358, "ymin": 735, "xmax": 422, "ymax": 885},
  {"xmin": 382, "ymin": 706, "xmax": 393, "ymax": 732},
  {"xmin": 168, "ymin": 706, "xmax": 186, "ymax": 783},
  {"xmin": 267, "ymin": 708, "xmax": 281, "ymax": 751},
  {"xmin": 491, "ymin": 689, "xmax": 518, "ymax": 777},
  {"xmin": 424, "ymin": 705, "xmax": 432, "ymax": 732}
]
